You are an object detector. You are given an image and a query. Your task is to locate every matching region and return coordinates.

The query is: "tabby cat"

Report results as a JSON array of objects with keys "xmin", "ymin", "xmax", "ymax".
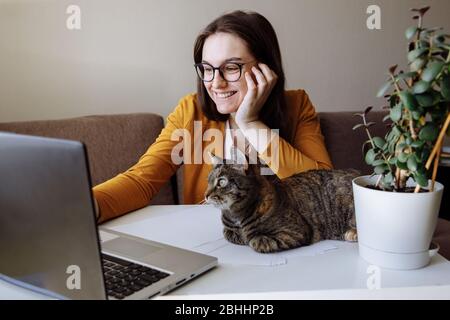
[{"xmin": 205, "ymin": 148, "xmax": 360, "ymax": 253}]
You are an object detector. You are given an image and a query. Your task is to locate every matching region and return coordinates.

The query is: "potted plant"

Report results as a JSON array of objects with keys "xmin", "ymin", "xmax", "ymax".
[{"xmin": 352, "ymin": 6, "xmax": 450, "ymax": 270}]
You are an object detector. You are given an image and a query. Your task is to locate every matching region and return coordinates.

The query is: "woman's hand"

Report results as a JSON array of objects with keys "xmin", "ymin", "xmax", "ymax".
[{"xmin": 234, "ymin": 63, "xmax": 278, "ymax": 126}]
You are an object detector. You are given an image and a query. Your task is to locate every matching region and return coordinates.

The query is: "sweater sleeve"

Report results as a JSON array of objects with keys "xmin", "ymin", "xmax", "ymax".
[
  {"xmin": 258, "ymin": 90, "xmax": 333, "ymax": 179},
  {"xmin": 93, "ymin": 99, "xmax": 187, "ymax": 223}
]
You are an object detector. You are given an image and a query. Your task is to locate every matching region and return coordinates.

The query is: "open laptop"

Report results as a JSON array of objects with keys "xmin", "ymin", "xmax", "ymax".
[{"xmin": 0, "ymin": 132, "xmax": 217, "ymax": 300}]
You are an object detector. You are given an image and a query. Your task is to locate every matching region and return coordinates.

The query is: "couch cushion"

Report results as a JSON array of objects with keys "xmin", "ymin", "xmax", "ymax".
[
  {"xmin": 0, "ymin": 113, "xmax": 175, "ymax": 205},
  {"xmin": 319, "ymin": 111, "xmax": 388, "ymax": 174}
]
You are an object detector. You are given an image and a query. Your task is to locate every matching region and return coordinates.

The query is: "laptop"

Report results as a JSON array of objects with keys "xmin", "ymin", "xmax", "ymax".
[{"xmin": 0, "ymin": 132, "xmax": 217, "ymax": 300}]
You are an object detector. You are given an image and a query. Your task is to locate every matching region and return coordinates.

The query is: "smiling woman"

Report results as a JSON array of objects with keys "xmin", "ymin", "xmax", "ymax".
[{"xmin": 92, "ymin": 10, "xmax": 333, "ymax": 223}]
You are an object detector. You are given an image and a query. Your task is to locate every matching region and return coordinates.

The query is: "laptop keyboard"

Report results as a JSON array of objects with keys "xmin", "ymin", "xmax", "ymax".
[{"xmin": 102, "ymin": 253, "xmax": 170, "ymax": 299}]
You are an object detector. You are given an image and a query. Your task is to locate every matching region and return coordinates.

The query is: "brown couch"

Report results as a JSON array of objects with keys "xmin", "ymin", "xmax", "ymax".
[{"xmin": 1, "ymin": 112, "xmax": 449, "ymax": 259}]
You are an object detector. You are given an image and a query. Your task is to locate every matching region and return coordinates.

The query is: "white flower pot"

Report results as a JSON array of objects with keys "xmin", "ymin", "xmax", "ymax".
[{"xmin": 352, "ymin": 175, "xmax": 444, "ymax": 270}]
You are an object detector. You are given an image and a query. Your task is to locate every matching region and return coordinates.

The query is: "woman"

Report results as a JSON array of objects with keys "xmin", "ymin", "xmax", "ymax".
[{"xmin": 93, "ymin": 10, "xmax": 332, "ymax": 223}]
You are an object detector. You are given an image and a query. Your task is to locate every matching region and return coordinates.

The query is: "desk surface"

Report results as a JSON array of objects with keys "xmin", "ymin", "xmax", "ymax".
[{"xmin": 2, "ymin": 205, "xmax": 450, "ymax": 299}]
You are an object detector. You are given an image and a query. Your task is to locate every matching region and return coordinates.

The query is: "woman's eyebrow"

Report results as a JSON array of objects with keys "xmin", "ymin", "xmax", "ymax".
[{"xmin": 201, "ymin": 57, "xmax": 244, "ymax": 64}]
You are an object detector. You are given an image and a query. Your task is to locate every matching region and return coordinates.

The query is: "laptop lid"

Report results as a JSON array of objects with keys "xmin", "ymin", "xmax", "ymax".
[{"xmin": 0, "ymin": 132, "xmax": 106, "ymax": 299}]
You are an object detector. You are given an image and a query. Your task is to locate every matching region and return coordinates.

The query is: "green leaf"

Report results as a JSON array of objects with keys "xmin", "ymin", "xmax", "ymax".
[
  {"xmin": 396, "ymin": 158, "xmax": 408, "ymax": 170},
  {"xmin": 415, "ymin": 93, "xmax": 434, "ymax": 107},
  {"xmin": 398, "ymin": 152, "xmax": 408, "ymax": 163},
  {"xmin": 398, "ymin": 91, "xmax": 418, "ymax": 110},
  {"xmin": 410, "ymin": 58, "xmax": 426, "ymax": 72},
  {"xmin": 374, "ymin": 165, "xmax": 388, "ymax": 175},
  {"xmin": 441, "ymin": 74, "xmax": 450, "ymax": 101},
  {"xmin": 414, "ymin": 153, "xmax": 423, "ymax": 163},
  {"xmin": 396, "ymin": 142, "xmax": 407, "ymax": 150},
  {"xmin": 388, "ymin": 157, "xmax": 397, "ymax": 165},
  {"xmin": 407, "ymin": 156, "xmax": 418, "ymax": 171},
  {"xmin": 405, "ymin": 26, "xmax": 418, "ymax": 40},
  {"xmin": 431, "ymin": 90, "xmax": 442, "ymax": 105},
  {"xmin": 411, "ymin": 140, "xmax": 425, "ymax": 148},
  {"xmin": 384, "ymin": 172, "xmax": 394, "ymax": 185},
  {"xmin": 422, "ymin": 61, "xmax": 445, "ymax": 82},
  {"xmin": 376, "ymin": 81, "xmax": 392, "ymax": 98},
  {"xmin": 365, "ymin": 149, "xmax": 376, "ymax": 165},
  {"xmin": 407, "ymin": 48, "xmax": 428, "ymax": 62},
  {"xmin": 412, "ymin": 80, "xmax": 430, "ymax": 94},
  {"xmin": 392, "ymin": 125, "xmax": 402, "ymax": 137},
  {"xmin": 372, "ymin": 159, "xmax": 386, "ymax": 166},
  {"xmin": 390, "ymin": 103, "xmax": 402, "ymax": 121},
  {"xmin": 396, "ymin": 71, "xmax": 418, "ymax": 80},
  {"xmin": 419, "ymin": 123, "xmax": 439, "ymax": 141},
  {"xmin": 414, "ymin": 172, "xmax": 428, "ymax": 187},
  {"xmin": 372, "ymin": 137, "xmax": 386, "ymax": 149}
]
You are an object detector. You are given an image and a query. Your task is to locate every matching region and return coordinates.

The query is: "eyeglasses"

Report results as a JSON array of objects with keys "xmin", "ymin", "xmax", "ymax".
[{"xmin": 194, "ymin": 61, "xmax": 254, "ymax": 82}]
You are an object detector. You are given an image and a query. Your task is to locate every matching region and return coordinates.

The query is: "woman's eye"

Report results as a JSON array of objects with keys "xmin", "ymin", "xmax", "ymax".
[
  {"xmin": 224, "ymin": 65, "xmax": 239, "ymax": 73},
  {"xmin": 218, "ymin": 178, "xmax": 228, "ymax": 187}
]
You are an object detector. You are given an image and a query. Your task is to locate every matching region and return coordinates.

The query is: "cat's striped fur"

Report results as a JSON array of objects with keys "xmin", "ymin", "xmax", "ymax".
[{"xmin": 205, "ymin": 153, "xmax": 359, "ymax": 253}]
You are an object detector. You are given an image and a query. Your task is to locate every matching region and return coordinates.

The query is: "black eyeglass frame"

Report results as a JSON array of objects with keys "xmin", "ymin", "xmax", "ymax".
[{"xmin": 193, "ymin": 61, "xmax": 255, "ymax": 82}]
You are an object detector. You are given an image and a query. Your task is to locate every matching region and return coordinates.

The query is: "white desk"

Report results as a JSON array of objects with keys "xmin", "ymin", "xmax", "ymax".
[{"xmin": 2, "ymin": 205, "xmax": 450, "ymax": 299}]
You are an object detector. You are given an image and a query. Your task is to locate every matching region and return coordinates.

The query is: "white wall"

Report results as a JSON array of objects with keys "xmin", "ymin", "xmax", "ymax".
[{"xmin": 1, "ymin": 0, "xmax": 450, "ymax": 122}]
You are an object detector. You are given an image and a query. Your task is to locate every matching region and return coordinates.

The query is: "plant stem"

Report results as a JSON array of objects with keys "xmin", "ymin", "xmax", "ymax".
[
  {"xmin": 361, "ymin": 113, "xmax": 392, "ymax": 189},
  {"xmin": 395, "ymin": 167, "xmax": 401, "ymax": 190},
  {"xmin": 425, "ymin": 112, "xmax": 450, "ymax": 170},
  {"xmin": 431, "ymin": 143, "xmax": 441, "ymax": 192}
]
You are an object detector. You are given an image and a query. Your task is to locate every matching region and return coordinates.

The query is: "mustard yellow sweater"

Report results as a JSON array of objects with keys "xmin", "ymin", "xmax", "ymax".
[{"xmin": 93, "ymin": 90, "xmax": 333, "ymax": 222}]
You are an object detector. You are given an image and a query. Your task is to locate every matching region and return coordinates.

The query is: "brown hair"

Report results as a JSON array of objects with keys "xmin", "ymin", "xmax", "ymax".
[{"xmin": 193, "ymin": 10, "xmax": 292, "ymax": 143}]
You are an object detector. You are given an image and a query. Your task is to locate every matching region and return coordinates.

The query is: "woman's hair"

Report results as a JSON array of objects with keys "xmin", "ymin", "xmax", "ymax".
[{"xmin": 193, "ymin": 10, "xmax": 292, "ymax": 143}]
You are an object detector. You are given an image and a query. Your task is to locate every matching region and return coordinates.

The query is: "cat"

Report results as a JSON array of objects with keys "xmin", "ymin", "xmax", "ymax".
[{"xmin": 204, "ymin": 148, "xmax": 360, "ymax": 253}]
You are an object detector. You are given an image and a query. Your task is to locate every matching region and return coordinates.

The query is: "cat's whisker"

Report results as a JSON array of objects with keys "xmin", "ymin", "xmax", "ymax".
[{"xmin": 197, "ymin": 199, "xmax": 207, "ymax": 205}]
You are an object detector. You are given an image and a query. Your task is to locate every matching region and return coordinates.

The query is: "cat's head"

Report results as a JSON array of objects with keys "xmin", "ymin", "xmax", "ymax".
[{"xmin": 204, "ymin": 147, "xmax": 259, "ymax": 213}]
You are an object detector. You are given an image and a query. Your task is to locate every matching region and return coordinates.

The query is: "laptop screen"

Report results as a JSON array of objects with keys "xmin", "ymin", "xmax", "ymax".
[{"xmin": 0, "ymin": 132, "xmax": 106, "ymax": 299}]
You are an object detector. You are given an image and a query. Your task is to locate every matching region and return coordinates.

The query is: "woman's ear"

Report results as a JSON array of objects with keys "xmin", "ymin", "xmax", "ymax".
[{"xmin": 208, "ymin": 151, "xmax": 223, "ymax": 166}]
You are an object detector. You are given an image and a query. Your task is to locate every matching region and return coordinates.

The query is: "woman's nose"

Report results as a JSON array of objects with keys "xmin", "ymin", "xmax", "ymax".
[{"xmin": 211, "ymin": 70, "xmax": 227, "ymax": 88}]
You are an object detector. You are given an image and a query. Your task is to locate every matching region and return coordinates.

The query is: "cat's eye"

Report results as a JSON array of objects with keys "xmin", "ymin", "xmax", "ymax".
[{"xmin": 217, "ymin": 178, "xmax": 228, "ymax": 188}]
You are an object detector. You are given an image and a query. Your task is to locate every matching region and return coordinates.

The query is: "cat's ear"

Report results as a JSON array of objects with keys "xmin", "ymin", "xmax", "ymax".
[
  {"xmin": 229, "ymin": 146, "xmax": 248, "ymax": 172},
  {"xmin": 207, "ymin": 151, "xmax": 223, "ymax": 166}
]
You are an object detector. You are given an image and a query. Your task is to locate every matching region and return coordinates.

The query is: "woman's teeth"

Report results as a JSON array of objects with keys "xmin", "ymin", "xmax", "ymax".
[{"xmin": 216, "ymin": 91, "xmax": 237, "ymax": 98}]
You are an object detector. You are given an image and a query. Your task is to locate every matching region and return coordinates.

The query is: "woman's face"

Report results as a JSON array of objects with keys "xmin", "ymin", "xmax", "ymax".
[{"xmin": 202, "ymin": 32, "xmax": 256, "ymax": 115}]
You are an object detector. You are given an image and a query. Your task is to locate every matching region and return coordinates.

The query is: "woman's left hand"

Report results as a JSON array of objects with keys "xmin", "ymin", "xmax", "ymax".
[{"xmin": 234, "ymin": 63, "xmax": 278, "ymax": 125}]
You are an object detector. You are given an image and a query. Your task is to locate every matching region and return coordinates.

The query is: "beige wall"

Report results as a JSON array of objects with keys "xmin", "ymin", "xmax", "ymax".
[{"xmin": 1, "ymin": 0, "xmax": 450, "ymax": 122}]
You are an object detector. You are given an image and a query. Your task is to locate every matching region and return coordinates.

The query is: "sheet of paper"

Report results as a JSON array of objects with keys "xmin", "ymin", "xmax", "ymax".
[
  {"xmin": 98, "ymin": 230, "xmax": 120, "ymax": 243},
  {"xmin": 106, "ymin": 205, "xmax": 342, "ymax": 266},
  {"xmin": 106, "ymin": 206, "xmax": 224, "ymax": 250},
  {"xmin": 193, "ymin": 238, "xmax": 341, "ymax": 266}
]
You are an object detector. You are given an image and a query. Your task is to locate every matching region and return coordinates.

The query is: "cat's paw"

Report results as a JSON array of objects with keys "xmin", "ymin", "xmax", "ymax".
[
  {"xmin": 223, "ymin": 228, "xmax": 245, "ymax": 245},
  {"xmin": 249, "ymin": 235, "xmax": 279, "ymax": 253},
  {"xmin": 344, "ymin": 228, "xmax": 358, "ymax": 242}
]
